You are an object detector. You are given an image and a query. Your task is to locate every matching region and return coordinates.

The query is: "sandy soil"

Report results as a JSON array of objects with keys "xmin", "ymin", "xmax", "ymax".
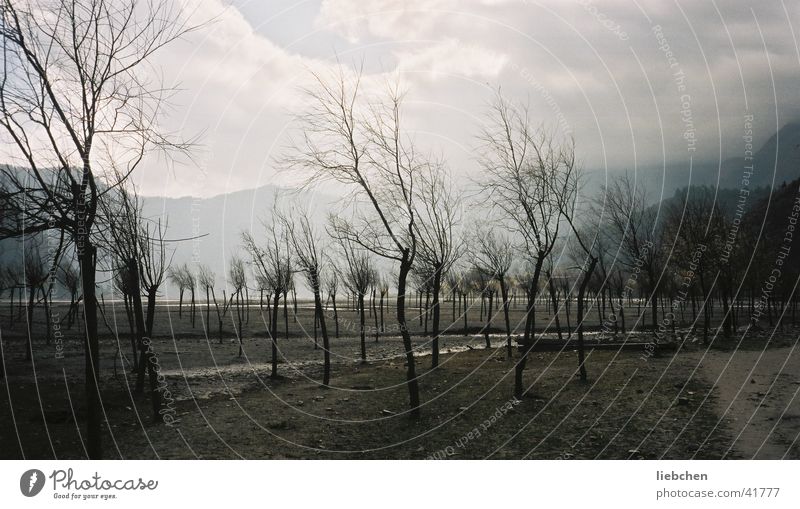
[{"xmin": 688, "ymin": 338, "xmax": 800, "ymax": 459}]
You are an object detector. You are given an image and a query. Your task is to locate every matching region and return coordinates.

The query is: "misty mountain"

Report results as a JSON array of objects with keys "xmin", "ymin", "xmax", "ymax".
[
  {"xmin": 140, "ymin": 185, "xmax": 340, "ymax": 290},
  {"xmin": 718, "ymin": 122, "xmax": 800, "ymax": 189},
  {"xmin": 3, "ymin": 122, "xmax": 800, "ymax": 292},
  {"xmin": 590, "ymin": 122, "xmax": 800, "ymax": 197}
]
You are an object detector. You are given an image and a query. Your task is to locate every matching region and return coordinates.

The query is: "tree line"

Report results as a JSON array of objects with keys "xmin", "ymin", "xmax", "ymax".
[{"xmin": 2, "ymin": 0, "xmax": 798, "ymax": 459}]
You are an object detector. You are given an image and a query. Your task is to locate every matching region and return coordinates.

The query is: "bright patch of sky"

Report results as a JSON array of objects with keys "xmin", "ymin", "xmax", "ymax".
[{"xmin": 134, "ymin": 0, "xmax": 800, "ymax": 198}]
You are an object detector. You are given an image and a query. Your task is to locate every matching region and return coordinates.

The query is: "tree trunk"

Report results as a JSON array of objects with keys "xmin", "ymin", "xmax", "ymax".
[
  {"xmin": 398, "ymin": 256, "xmax": 420, "ymax": 419},
  {"xmin": 595, "ymin": 291, "xmax": 603, "ymax": 327},
  {"xmin": 484, "ymin": 290, "xmax": 493, "ymax": 348},
  {"xmin": 292, "ymin": 288, "xmax": 298, "ymax": 322},
  {"xmin": 145, "ymin": 287, "xmax": 158, "ymax": 338},
  {"xmin": 245, "ymin": 286, "xmax": 250, "ymax": 324},
  {"xmin": 314, "ymin": 300, "xmax": 319, "ymax": 349},
  {"xmin": 649, "ymin": 270, "xmax": 659, "ymax": 336},
  {"xmin": 25, "ymin": 283, "xmax": 36, "ymax": 361},
  {"xmin": 721, "ymin": 290, "xmax": 731, "ymax": 337},
  {"xmin": 699, "ymin": 273, "xmax": 709, "ymax": 344},
  {"xmin": 313, "ymin": 277, "xmax": 331, "ymax": 387},
  {"xmin": 210, "ymin": 287, "xmax": 223, "ymax": 344},
  {"xmin": 380, "ymin": 292, "xmax": 385, "ymax": 333},
  {"xmin": 42, "ymin": 287, "xmax": 51, "ymax": 345},
  {"xmin": 284, "ymin": 290, "xmax": 289, "ymax": 339},
  {"xmin": 359, "ymin": 293, "xmax": 366, "ymax": 362},
  {"xmin": 564, "ymin": 287, "xmax": 572, "ymax": 338},
  {"xmin": 463, "ymin": 293, "xmax": 468, "ymax": 335},
  {"xmin": 133, "ymin": 264, "xmax": 163, "ymax": 422},
  {"xmin": 372, "ymin": 288, "xmax": 379, "ymax": 342},
  {"xmin": 576, "ymin": 258, "xmax": 598, "ymax": 383},
  {"xmin": 124, "ymin": 294, "xmax": 137, "ymax": 371},
  {"xmin": 270, "ymin": 292, "xmax": 280, "ymax": 378},
  {"xmin": 431, "ymin": 268, "xmax": 442, "ymax": 368},
  {"xmin": 452, "ymin": 288, "xmax": 457, "ymax": 324},
  {"xmin": 607, "ymin": 287, "xmax": 618, "ymax": 334},
  {"xmin": 8, "ymin": 286, "xmax": 14, "ymax": 327},
  {"xmin": 332, "ymin": 293, "xmax": 339, "ymax": 338},
  {"xmin": 515, "ymin": 257, "xmax": 543, "ymax": 399},
  {"xmin": 69, "ymin": 292, "xmax": 77, "ymax": 328},
  {"xmin": 79, "ymin": 242, "xmax": 102, "ymax": 459},
  {"xmin": 236, "ymin": 290, "xmax": 243, "ymax": 357},
  {"xmin": 423, "ymin": 288, "xmax": 430, "ymax": 335},
  {"xmin": 500, "ymin": 276, "xmax": 512, "ymax": 359},
  {"xmin": 205, "ymin": 287, "xmax": 211, "ymax": 336},
  {"xmin": 419, "ymin": 290, "xmax": 424, "ymax": 327},
  {"xmin": 548, "ymin": 276, "xmax": 563, "ymax": 342},
  {"xmin": 142, "ymin": 287, "xmax": 167, "ymax": 419}
]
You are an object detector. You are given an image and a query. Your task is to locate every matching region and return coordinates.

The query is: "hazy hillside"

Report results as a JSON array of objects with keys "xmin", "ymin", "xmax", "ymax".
[
  {"xmin": 656, "ymin": 185, "xmax": 771, "ymax": 221},
  {"xmin": 3, "ymin": 122, "xmax": 800, "ymax": 290},
  {"xmin": 586, "ymin": 122, "xmax": 800, "ymax": 197},
  {"xmin": 713, "ymin": 122, "xmax": 800, "ymax": 189},
  {"xmin": 743, "ymin": 177, "xmax": 800, "ymax": 268},
  {"xmin": 139, "ymin": 184, "xmax": 340, "ymax": 290}
]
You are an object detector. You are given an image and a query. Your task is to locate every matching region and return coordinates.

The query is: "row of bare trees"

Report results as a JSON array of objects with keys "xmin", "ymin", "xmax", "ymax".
[
  {"xmin": 3, "ymin": 0, "xmax": 796, "ymax": 455},
  {"xmin": 0, "ymin": 0, "xmax": 194, "ymax": 458}
]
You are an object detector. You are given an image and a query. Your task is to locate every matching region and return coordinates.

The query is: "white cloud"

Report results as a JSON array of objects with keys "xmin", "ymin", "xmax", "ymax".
[
  {"xmin": 315, "ymin": 0, "xmax": 458, "ymax": 43},
  {"xmin": 128, "ymin": 0, "xmax": 800, "ymax": 197},
  {"xmin": 395, "ymin": 39, "xmax": 508, "ymax": 80}
]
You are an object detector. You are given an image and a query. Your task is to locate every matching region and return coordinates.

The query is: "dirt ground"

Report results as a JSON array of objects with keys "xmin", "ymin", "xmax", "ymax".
[{"xmin": 1, "ymin": 302, "xmax": 799, "ymax": 459}]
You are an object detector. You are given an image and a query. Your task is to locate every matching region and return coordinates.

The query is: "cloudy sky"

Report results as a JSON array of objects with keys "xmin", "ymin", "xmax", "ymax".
[{"xmin": 135, "ymin": 0, "xmax": 800, "ymax": 197}]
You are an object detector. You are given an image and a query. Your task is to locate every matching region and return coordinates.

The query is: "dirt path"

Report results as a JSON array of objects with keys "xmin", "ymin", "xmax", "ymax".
[{"xmin": 689, "ymin": 343, "xmax": 800, "ymax": 459}]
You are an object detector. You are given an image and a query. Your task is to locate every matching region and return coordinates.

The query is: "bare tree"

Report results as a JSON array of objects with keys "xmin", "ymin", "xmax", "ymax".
[
  {"xmin": 564, "ymin": 231, "xmax": 598, "ymax": 383},
  {"xmin": 471, "ymin": 267, "xmax": 496, "ymax": 348},
  {"xmin": 186, "ymin": 267, "xmax": 197, "ymax": 327},
  {"xmin": 324, "ymin": 268, "xmax": 340, "ymax": 338},
  {"xmin": 112, "ymin": 262, "xmax": 138, "ymax": 370},
  {"xmin": 445, "ymin": 269, "xmax": 463, "ymax": 329},
  {"xmin": 2, "ymin": 261, "xmax": 22, "ymax": 327},
  {"xmin": 243, "ymin": 217, "xmax": 291, "ymax": 379},
  {"xmin": 411, "ymin": 267, "xmax": 432, "ymax": 331},
  {"xmin": 0, "ymin": 260, "xmax": 8, "ymax": 375},
  {"xmin": 473, "ymin": 226, "xmax": 514, "ymax": 358},
  {"xmin": 378, "ymin": 275, "xmax": 389, "ymax": 334},
  {"xmin": 197, "ymin": 264, "xmax": 215, "ymax": 336},
  {"xmin": 478, "ymin": 93, "xmax": 566, "ymax": 399},
  {"xmin": 23, "ymin": 247, "xmax": 47, "ymax": 361},
  {"xmin": 544, "ymin": 252, "xmax": 565, "ymax": 342},
  {"xmin": 227, "ymin": 256, "xmax": 247, "ymax": 356},
  {"xmin": 663, "ymin": 187, "xmax": 726, "ymax": 342},
  {"xmin": 97, "ymin": 181, "xmax": 163, "ymax": 418},
  {"xmin": 455, "ymin": 269, "xmax": 473, "ymax": 334},
  {"xmin": 338, "ymin": 237, "xmax": 374, "ymax": 363},
  {"xmin": 0, "ymin": 0, "xmax": 192, "ymax": 458},
  {"xmin": 279, "ymin": 204, "xmax": 332, "ymax": 386},
  {"xmin": 139, "ymin": 217, "xmax": 170, "ymax": 342},
  {"xmin": 59, "ymin": 259, "xmax": 80, "ymax": 328},
  {"xmin": 289, "ymin": 66, "xmax": 422, "ymax": 417},
  {"xmin": 549, "ymin": 145, "xmax": 597, "ymax": 382},
  {"xmin": 601, "ymin": 174, "xmax": 662, "ymax": 341},
  {"xmin": 168, "ymin": 264, "xmax": 190, "ymax": 319},
  {"xmin": 414, "ymin": 163, "xmax": 462, "ymax": 367}
]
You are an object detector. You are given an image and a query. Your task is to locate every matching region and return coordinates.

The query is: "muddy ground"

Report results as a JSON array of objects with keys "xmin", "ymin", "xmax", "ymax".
[{"xmin": 1, "ymin": 302, "xmax": 799, "ymax": 459}]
